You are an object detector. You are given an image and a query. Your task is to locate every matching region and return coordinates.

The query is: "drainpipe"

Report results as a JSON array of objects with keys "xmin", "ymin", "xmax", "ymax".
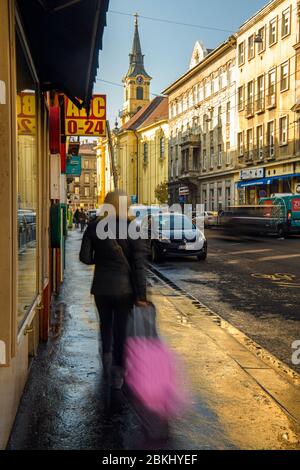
[{"xmin": 134, "ymin": 130, "xmax": 139, "ymax": 202}]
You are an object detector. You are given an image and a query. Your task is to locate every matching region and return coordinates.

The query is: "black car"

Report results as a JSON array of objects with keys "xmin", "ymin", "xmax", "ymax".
[{"xmin": 140, "ymin": 212, "xmax": 207, "ymax": 263}]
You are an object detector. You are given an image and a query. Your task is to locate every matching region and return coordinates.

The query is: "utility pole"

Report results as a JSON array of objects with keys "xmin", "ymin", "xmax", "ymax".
[{"xmin": 106, "ymin": 120, "xmax": 118, "ymax": 190}]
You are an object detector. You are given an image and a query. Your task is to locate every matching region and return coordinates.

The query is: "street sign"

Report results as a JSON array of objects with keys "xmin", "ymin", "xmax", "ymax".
[
  {"xmin": 66, "ymin": 155, "xmax": 82, "ymax": 176},
  {"xmin": 179, "ymin": 186, "xmax": 189, "ymax": 196},
  {"xmin": 65, "ymin": 95, "xmax": 106, "ymax": 137},
  {"xmin": 240, "ymin": 167, "xmax": 264, "ymax": 180}
]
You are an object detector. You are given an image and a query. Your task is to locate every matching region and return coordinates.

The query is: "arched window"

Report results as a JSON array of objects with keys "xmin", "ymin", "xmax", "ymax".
[{"xmin": 136, "ymin": 86, "xmax": 143, "ymax": 100}]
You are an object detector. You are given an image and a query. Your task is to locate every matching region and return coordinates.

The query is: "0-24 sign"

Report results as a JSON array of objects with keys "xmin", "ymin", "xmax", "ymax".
[{"xmin": 65, "ymin": 95, "xmax": 106, "ymax": 137}]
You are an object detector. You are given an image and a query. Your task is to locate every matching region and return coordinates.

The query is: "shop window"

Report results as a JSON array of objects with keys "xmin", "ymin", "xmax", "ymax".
[{"xmin": 16, "ymin": 33, "xmax": 38, "ymax": 329}]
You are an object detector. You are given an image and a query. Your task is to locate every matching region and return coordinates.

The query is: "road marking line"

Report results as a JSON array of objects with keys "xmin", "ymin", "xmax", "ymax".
[
  {"xmin": 227, "ymin": 249, "xmax": 273, "ymax": 255},
  {"xmin": 258, "ymin": 254, "xmax": 300, "ymax": 262}
]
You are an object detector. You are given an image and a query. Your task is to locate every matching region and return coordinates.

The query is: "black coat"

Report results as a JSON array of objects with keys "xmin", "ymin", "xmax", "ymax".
[{"xmin": 80, "ymin": 218, "xmax": 147, "ymax": 300}]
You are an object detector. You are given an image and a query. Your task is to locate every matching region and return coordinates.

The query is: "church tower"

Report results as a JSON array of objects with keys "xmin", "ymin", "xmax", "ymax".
[{"xmin": 121, "ymin": 14, "xmax": 152, "ymax": 125}]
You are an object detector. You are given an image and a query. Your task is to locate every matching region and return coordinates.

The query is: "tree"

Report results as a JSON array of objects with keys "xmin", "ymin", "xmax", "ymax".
[{"xmin": 155, "ymin": 181, "xmax": 168, "ymax": 204}]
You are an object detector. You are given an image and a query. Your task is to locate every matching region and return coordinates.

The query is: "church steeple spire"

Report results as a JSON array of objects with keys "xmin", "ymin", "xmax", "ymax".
[
  {"xmin": 125, "ymin": 13, "xmax": 151, "ymax": 80},
  {"xmin": 121, "ymin": 13, "xmax": 152, "ymax": 125}
]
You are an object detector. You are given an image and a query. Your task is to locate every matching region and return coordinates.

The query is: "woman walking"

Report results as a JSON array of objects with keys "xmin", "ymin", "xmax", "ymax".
[{"xmin": 79, "ymin": 190, "xmax": 147, "ymax": 389}]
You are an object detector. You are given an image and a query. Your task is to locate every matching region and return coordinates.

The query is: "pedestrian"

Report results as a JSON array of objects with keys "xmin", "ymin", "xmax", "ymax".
[
  {"xmin": 73, "ymin": 208, "xmax": 79, "ymax": 228},
  {"xmin": 79, "ymin": 190, "xmax": 147, "ymax": 389},
  {"xmin": 78, "ymin": 208, "xmax": 87, "ymax": 232}
]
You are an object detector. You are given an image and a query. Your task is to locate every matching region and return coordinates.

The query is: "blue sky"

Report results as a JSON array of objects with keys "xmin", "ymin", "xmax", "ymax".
[{"xmin": 94, "ymin": 0, "xmax": 269, "ymax": 124}]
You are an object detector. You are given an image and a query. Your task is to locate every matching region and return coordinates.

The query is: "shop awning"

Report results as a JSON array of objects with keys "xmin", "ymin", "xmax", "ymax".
[
  {"xmin": 237, "ymin": 173, "xmax": 300, "ymax": 189},
  {"xmin": 17, "ymin": 0, "xmax": 109, "ymax": 110}
]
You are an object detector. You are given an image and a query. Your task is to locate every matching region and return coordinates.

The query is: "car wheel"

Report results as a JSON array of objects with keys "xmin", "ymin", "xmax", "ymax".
[
  {"xmin": 197, "ymin": 252, "xmax": 207, "ymax": 261},
  {"xmin": 151, "ymin": 244, "xmax": 162, "ymax": 263},
  {"xmin": 277, "ymin": 224, "xmax": 286, "ymax": 238}
]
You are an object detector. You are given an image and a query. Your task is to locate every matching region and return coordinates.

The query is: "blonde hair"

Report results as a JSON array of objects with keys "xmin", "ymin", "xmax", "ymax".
[{"xmin": 104, "ymin": 190, "xmax": 131, "ymax": 219}]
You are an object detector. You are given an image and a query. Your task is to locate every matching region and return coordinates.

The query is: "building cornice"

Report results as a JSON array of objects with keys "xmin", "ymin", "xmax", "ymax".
[
  {"xmin": 238, "ymin": 0, "xmax": 287, "ymax": 36},
  {"xmin": 163, "ymin": 37, "xmax": 236, "ymax": 96}
]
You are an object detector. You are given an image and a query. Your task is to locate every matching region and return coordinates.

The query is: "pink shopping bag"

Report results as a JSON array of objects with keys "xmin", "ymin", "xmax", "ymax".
[{"xmin": 125, "ymin": 336, "xmax": 190, "ymax": 419}]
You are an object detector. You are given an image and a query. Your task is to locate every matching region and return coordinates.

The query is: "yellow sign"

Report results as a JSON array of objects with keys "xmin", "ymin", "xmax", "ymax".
[
  {"xmin": 17, "ymin": 92, "xmax": 36, "ymax": 135},
  {"xmin": 65, "ymin": 95, "xmax": 106, "ymax": 137}
]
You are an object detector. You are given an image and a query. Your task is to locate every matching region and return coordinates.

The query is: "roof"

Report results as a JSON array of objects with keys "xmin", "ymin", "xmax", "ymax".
[
  {"xmin": 17, "ymin": 0, "xmax": 109, "ymax": 111},
  {"xmin": 124, "ymin": 14, "xmax": 151, "ymax": 80},
  {"xmin": 137, "ymin": 97, "xmax": 168, "ymax": 130},
  {"xmin": 120, "ymin": 96, "xmax": 166, "ymax": 132}
]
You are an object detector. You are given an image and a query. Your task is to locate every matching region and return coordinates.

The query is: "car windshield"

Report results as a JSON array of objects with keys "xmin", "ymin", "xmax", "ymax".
[{"xmin": 153, "ymin": 214, "xmax": 195, "ymax": 231}]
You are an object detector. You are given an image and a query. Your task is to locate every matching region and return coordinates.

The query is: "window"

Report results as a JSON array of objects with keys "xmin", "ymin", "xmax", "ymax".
[
  {"xmin": 218, "ymin": 106, "xmax": 222, "ymax": 127},
  {"xmin": 136, "ymin": 86, "xmax": 144, "ymax": 100},
  {"xmin": 282, "ymin": 7, "xmax": 291, "ymax": 38},
  {"xmin": 238, "ymin": 86, "xmax": 244, "ymax": 111},
  {"xmin": 205, "ymin": 79, "xmax": 210, "ymax": 98},
  {"xmin": 238, "ymin": 42, "xmax": 245, "ymax": 66},
  {"xmin": 210, "ymin": 76, "xmax": 215, "ymax": 95},
  {"xmin": 227, "ymin": 63, "xmax": 232, "ymax": 85},
  {"xmin": 267, "ymin": 121, "xmax": 275, "ymax": 157},
  {"xmin": 246, "ymin": 128, "xmax": 253, "ymax": 160},
  {"xmin": 75, "ymin": 187, "xmax": 80, "ymax": 195},
  {"xmin": 84, "ymin": 173, "xmax": 90, "ymax": 184},
  {"xmin": 257, "ymin": 26, "xmax": 265, "ymax": 53},
  {"xmin": 269, "ymin": 17, "xmax": 277, "ymax": 45},
  {"xmin": 280, "ymin": 61, "xmax": 289, "ymax": 91},
  {"xmin": 159, "ymin": 136, "xmax": 165, "ymax": 158},
  {"xmin": 210, "ymin": 145, "xmax": 214, "ymax": 168},
  {"xmin": 85, "ymin": 187, "xmax": 90, "ymax": 197},
  {"xmin": 94, "ymin": 187, "xmax": 98, "ymax": 197},
  {"xmin": 267, "ymin": 69, "xmax": 276, "ymax": 107},
  {"xmin": 84, "ymin": 160, "xmax": 89, "ymax": 169},
  {"xmin": 219, "ymin": 69, "xmax": 224, "ymax": 90},
  {"xmin": 247, "ymin": 81, "xmax": 254, "ymax": 115},
  {"xmin": 248, "ymin": 35, "xmax": 255, "ymax": 60},
  {"xmin": 279, "ymin": 116, "xmax": 288, "ymax": 145},
  {"xmin": 218, "ymin": 144, "xmax": 222, "ymax": 166},
  {"xmin": 226, "ymin": 142, "xmax": 231, "ymax": 165},
  {"xmin": 203, "ymin": 149, "xmax": 207, "ymax": 170},
  {"xmin": 238, "ymin": 132, "xmax": 244, "ymax": 156},
  {"xmin": 16, "ymin": 35, "xmax": 38, "ymax": 328},
  {"xmin": 256, "ymin": 125, "xmax": 264, "ymax": 160},
  {"xmin": 256, "ymin": 75, "xmax": 265, "ymax": 112},
  {"xmin": 226, "ymin": 102, "xmax": 231, "ymax": 125},
  {"xmin": 143, "ymin": 142, "xmax": 148, "ymax": 164},
  {"xmin": 74, "ymin": 176, "xmax": 80, "ymax": 183}
]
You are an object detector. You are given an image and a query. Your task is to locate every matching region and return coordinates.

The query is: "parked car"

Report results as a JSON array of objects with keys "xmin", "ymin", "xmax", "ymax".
[
  {"xmin": 141, "ymin": 212, "xmax": 207, "ymax": 263},
  {"xmin": 193, "ymin": 211, "xmax": 218, "ymax": 229},
  {"xmin": 128, "ymin": 204, "xmax": 163, "ymax": 228}
]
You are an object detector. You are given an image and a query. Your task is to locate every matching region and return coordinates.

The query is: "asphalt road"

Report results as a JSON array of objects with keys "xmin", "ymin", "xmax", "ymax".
[{"xmin": 150, "ymin": 229, "xmax": 300, "ymax": 374}]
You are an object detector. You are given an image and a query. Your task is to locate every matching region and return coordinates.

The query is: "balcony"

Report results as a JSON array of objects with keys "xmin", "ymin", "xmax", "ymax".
[
  {"xmin": 245, "ymin": 150, "xmax": 254, "ymax": 164},
  {"xmin": 179, "ymin": 168, "xmax": 199, "ymax": 181},
  {"xmin": 254, "ymin": 148, "xmax": 264, "ymax": 161},
  {"xmin": 266, "ymin": 145, "xmax": 275, "ymax": 160},
  {"xmin": 255, "ymin": 97, "xmax": 265, "ymax": 114},
  {"xmin": 180, "ymin": 131, "xmax": 200, "ymax": 147},
  {"xmin": 267, "ymin": 93, "xmax": 276, "ymax": 109}
]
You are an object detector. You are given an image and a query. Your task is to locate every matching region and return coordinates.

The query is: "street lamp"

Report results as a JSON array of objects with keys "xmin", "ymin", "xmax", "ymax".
[{"xmin": 254, "ymin": 34, "xmax": 263, "ymax": 44}]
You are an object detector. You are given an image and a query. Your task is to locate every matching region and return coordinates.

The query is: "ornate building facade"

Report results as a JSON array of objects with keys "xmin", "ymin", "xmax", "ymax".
[{"xmin": 164, "ymin": 38, "xmax": 238, "ymax": 210}]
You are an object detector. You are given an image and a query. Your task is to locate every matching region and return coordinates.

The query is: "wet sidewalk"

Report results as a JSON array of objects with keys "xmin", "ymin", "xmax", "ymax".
[{"xmin": 7, "ymin": 230, "xmax": 300, "ymax": 450}]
